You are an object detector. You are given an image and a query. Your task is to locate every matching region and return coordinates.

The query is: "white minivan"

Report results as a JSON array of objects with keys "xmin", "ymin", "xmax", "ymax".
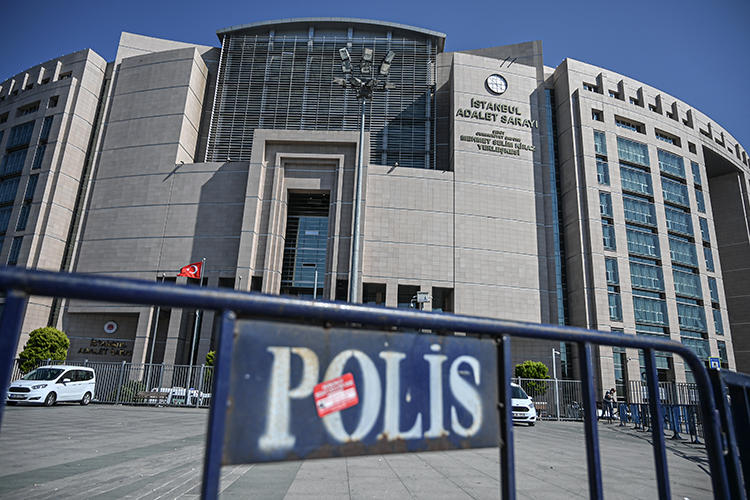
[{"xmin": 7, "ymin": 365, "xmax": 96, "ymax": 406}]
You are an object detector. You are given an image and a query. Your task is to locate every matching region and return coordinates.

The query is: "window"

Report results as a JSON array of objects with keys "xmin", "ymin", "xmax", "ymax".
[
  {"xmin": 655, "ymin": 130, "xmax": 680, "ymax": 147},
  {"xmin": 583, "ymin": 82, "xmax": 598, "ymax": 92},
  {"xmin": 622, "ymin": 195, "xmax": 656, "ymax": 226},
  {"xmin": 620, "ymin": 165, "xmax": 653, "ymax": 196},
  {"xmin": 608, "ymin": 89, "xmax": 620, "ymax": 99},
  {"xmin": 713, "ymin": 309, "xmax": 723, "ymax": 335},
  {"xmin": 397, "ymin": 285, "xmax": 420, "ymax": 309},
  {"xmin": 717, "ymin": 341, "xmax": 728, "ymax": 368},
  {"xmin": 0, "ymin": 206, "xmax": 12, "ymax": 233},
  {"xmin": 627, "ymin": 227, "xmax": 659, "ymax": 258},
  {"xmin": 681, "ymin": 338, "xmax": 710, "ymax": 361},
  {"xmin": 432, "ymin": 287, "xmax": 454, "ymax": 313},
  {"xmin": 602, "ymin": 221, "xmax": 617, "ymax": 250},
  {"xmin": 58, "ymin": 71, "xmax": 72, "ymax": 80},
  {"xmin": 7, "ymin": 236, "xmax": 22, "ymax": 265},
  {"xmin": 695, "ymin": 189, "xmax": 705, "ymax": 213},
  {"xmin": 657, "ymin": 149, "xmax": 685, "ymax": 178},
  {"xmin": 615, "ymin": 116, "xmax": 645, "ymax": 134},
  {"xmin": 605, "ymin": 257, "xmax": 619, "ymax": 284},
  {"xmin": 608, "ymin": 286, "xmax": 622, "ymax": 321},
  {"xmin": 673, "ymin": 269, "xmax": 701, "ymax": 298},
  {"xmin": 0, "ymin": 178, "xmax": 20, "ymax": 204},
  {"xmin": 31, "ymin": 144, "xmax": 46, "ymax": 170},
  {"xmin": 708, "ymin": 277, "xmax": 719, "ymax": 304},
  {"xmin": 0, "ymin": 149, "xmax": 28, "ymax": 176},
  {"xmin": 704, "ymin": 247, "xmax": 715, "ymax": 272},
  {"xmin": 664, "ymin": 206, "xmax": 693, "ymax": 236},
  {"xmin": 47, "ymin": 95, "xmax": 59, "ymax": 108},
  {"xmin": 0, "ymin": 112, "xmax": 8, "ymax": 124},
  {"xmin": 597, "ymin": 158, "xmax": 610, "ymax": 185},
  {"xmin": 16, "ymin": 101, "xmax": 40, "ymax": 117},
  {"xmin": 629, "ymin": 97, "xmax": 639, "ymax": 105},
  {"xmin": 7, "ymin": 121, "xmax": 35, "ymax": 148},
  {"xmin": 688, "ymin": 142, "xmax": 697, "ymax": 154},
  {"xmin": 632, "ymin": 292, "xmax": 669, "ymax": 326},
  {"xmin": 677, "ymin": 302, "xmax": 707, "ymax": 332},
  {"xmin": 592, "ymin": 109, "xmax": 603, "ymax": 121},
  {"xmin": 630, "ymin": 260, "xmax": 664, "ymax": 291},
  {"xmin": 251, "ymin": 276, "xmax": 263, "ymax": 291},
  {"xmin": 363, "ymin": 283, "xmax": 386, "ymax": 306},
  {"xmin": 40, "ymin": 116, "xmax": 53, "ymax": 141},
  {"xmin": 661, "ymin": 178, "xmax": 689, "ymax": 207},
  {"xmin": 617, "ymin": 137, "xmax": 649, "ymax": 166},
  {"xmin": 16, "ymin": 203, "xmax": 30, "ymax": 231},
  {"xmin": 699, "ymin": 218, "xmax": 710, "ymax": 242},
  {"xmin": 599, "ymin": 192, "xmax": 613, "ymax": 218},
  {"xmin": 669, "ymin": 236, "xmax": 698, "ymax": 267},
  {"xmin": 594, "ymin": 131, "xmax": 607, "ymax": 156},
  {"xmin": 690, "ymin": 161, "xmax": 702, "ymax": 186},
  {"xmin": 636, "ymin": 324, "xmax": 668, "ymax": 336}
]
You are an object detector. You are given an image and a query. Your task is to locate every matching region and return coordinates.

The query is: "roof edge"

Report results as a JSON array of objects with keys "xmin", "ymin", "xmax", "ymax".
[{"xmin": 216, "ymin": 17, "xmax": 446, "ymax": 51}]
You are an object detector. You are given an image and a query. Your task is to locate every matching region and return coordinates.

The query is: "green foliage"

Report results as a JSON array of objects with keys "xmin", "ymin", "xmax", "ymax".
[
  {"xmin": 18, "ymin": 327, "xmax": 70, "ymax": 373},
  {"xmin": 110, "ymin": 380, "xmax": 146, "ymax": 403},
  {"xmin": 205, "ymin": 351, "xmax": 215, "ymax": 366},
  {"xmin": 514, "ymin": 360, "xmax": 550, "ymax": 396}
]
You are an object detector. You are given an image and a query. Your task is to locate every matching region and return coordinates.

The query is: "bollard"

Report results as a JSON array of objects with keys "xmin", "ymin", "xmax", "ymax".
[
  {"xmin": 687, "ymin": 406, "xmax": 701, "ymax": 444},
  {"xmin": 197, "ymin": 364, "xmax": 204, "ymax": 408},
  {"xmin": 619, "ymin": 403, "xmax": 627, "ymax": 427}
]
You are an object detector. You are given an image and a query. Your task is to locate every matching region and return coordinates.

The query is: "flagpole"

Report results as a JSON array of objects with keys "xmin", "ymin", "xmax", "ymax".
[
  {"xmin": 147, "ymin": 272, "xmax": 166, "ymax": 389},
  {"xmin": 185, "ymin": 257, "xmax": 205, "ymax": 405}
]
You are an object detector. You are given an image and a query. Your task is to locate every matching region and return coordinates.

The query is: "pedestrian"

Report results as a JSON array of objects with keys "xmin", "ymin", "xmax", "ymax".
[
  {"xmin": 609, "ymin": 388, "xmax": 617, "ymax": 420},
  {"xmin": 604, "ymin": 389, "xmax": 614, "ymax": 423}
]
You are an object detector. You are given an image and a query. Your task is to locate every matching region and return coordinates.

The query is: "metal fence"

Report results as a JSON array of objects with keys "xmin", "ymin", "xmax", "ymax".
[
  {"xmin": 9, "ymin": 358, "xmax": 214, "ymax": 407},
  {"xmin": 0, "ymin": 267, "xmax": 744, "ymax": 499}
]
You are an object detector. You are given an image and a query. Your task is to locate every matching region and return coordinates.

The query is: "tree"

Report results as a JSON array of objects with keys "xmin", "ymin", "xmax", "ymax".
[
  {"xmin": 514, "ymin": 360, "xmax": 550, "ymax": 397},
  {"xmin": 18, "ymin": 327, "xmax": 70, "ymax": 373},
  {"xmin": 205, "ymin": 351, "xmax": 215, "ymax": 366}
]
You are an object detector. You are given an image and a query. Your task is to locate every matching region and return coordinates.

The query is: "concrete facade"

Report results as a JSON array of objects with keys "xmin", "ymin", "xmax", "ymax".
[{"xmin": 2, "ymin": 19, "xmax": 749, "ymax": 387}]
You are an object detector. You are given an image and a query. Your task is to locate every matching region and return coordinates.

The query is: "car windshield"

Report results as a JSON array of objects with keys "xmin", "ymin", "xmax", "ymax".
[
  {"xmin": 21, "ymin": 368, "xmax": 64, "ymax": 381},
  {"xmin": 512, "ymin": 385, "xmax": 529, "ymax": 399}
]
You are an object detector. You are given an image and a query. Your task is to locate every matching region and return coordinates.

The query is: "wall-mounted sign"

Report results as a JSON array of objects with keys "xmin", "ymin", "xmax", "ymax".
[
  {"xmin": 103, "ymin": 321, "xmax": 118, "ymax": 334},
  {"xmin": 455, "ymin": 98, "xmax": 538, "ymax": 128},
  {"xmin": 459, "ymin": 129, "xmax": 535, "ymax": 156},
  {"xmin": 78, "ymin": 338, "xmax": 133, "ymax": 357},
  {"xmin": 485, "ymin": 74, "xmax": 507, "ymax": 95}
]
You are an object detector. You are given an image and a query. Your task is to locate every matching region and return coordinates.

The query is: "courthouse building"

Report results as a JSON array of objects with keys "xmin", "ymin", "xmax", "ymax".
[{"xmin": 1, "ymin": 18, "xmax": 747, "ymax": 390}]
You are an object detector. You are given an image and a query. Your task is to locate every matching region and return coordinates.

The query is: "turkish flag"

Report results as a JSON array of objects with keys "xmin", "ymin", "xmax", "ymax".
[{"xmin": 178, "ymin": 261, "xmax": 202, "ymax": 279}]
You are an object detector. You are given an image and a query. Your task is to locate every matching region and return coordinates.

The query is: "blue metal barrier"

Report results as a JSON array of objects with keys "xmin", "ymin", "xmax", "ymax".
[{"xmin": 0, "ymin": 267, "xmax": 739, "ymax": 499}]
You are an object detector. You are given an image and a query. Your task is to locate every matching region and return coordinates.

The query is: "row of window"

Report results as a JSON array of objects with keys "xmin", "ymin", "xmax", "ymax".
[
  {"xmin": 362, "ymin": 283, "xmax": 455, "ymax": 312},
  {"xmin": 597, "ymin": 128, "xmax": 723, "ymax": 337}
]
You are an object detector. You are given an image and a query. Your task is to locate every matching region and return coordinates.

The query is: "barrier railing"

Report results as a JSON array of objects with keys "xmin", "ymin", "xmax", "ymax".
[{"xmin": 0, "ymin": 267, "xmax": 741, "ymax": 499}]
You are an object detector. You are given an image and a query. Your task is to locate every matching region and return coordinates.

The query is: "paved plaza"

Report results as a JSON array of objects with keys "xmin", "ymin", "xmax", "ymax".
[{"xmin": 0, "ymin": 404, "xmax": 712, "ymax": 499}]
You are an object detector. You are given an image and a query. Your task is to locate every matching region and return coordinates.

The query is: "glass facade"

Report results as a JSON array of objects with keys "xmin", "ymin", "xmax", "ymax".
[
  {"xmin": 599, "ymin": 192, "xmax": 613, "ymax": 217},
  {"xmin": 597, "ymin": 158, "xmax": 610, "ymax": 185},
  {"xmin": 602, "ymin": 221, "xmax": 616, "ymax": 250},
  {"xmin": 704, "ymin": 246, "xmax": 715, "ymax": 271},
  {"xmin": 695, "ymin": 189, "xmax": 706, "ymax": 212},
  {"xmin": 594, "ymin": 130, "xmax": 607, "ymax": 155},
  {"xmin": 713, "ymin": 309, "xmax": 723, "ymax": 335},
  {"xmin": 605, "ymin": 257, "xmax": 619, "ymax": 284},
  {"xmin": 608, "ymin": 286, "xmax": 622, "ymax": 321},
  {"xmin": 208, "ymin": 24, "xmax": 438, "ymax": 169},
  {"xmin": 691, "ymin": 161, "xmax": 702, "ymax": 186},
  {"xmin": 669, "ymin": 236, "xmax": 698, "ymax": 266},
  {"xmin": 673, "ymin": 269, "xmax": 701, "ymax": 298},
  {"xmin": 708, "ymin": 277, "xmax": 719, "ymax": 303},
  {"xmin": 677, "ymin": 301, "xmax": 707, "ymax": 332},
  {"xmin": 664, "ymin": 206, "xmax": 693, "ymax": 236},
  {"xmin": 632, "ymin": 292, "xmax": 668, "ymax": 326}
]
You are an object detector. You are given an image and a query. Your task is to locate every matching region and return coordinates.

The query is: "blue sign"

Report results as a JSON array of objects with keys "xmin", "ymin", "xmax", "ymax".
[
  {"xmin": 222, "ymin": 320, "xmax": 499, "ymax": 464},
  {"xmin": 709, "ymin": 357, "xmax": 721, "ymax": 370}
]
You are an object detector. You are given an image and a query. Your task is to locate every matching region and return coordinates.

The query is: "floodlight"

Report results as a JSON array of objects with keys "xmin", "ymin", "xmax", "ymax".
[
  {"xmin": 379, "ymin": 62, "xmax": 391, "ymax": 76},
  {"xmin": 339, "ymin": 48, "xmax": 350, "ymax": 61},
  {"xmin": 384, "ymin": 51, "xmax": 395, "ymax": 64},
  {"xmin": 332, "ymin": 77, "xmax": 347, "ymax": 87},
  {"xmin": 362, "ymin": 48, "xmax": 373, "ymax": 62},
  {"xmin": 341, "ymin": 60, "xmax": 352, "ymax": 73}
]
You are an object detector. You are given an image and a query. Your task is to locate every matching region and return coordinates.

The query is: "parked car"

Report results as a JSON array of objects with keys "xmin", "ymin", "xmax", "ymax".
[
  {"xmin": 511, "ymin": 382, "xmax": 537, "ymax": 425},
  {"xmin": 6, "ymin": 365, "xmax": 96, "ymax": 406}
]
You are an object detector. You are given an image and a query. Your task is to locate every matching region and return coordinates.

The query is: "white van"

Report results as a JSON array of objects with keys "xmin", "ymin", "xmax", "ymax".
[{"xmin": 6, "ymin": 365, "xmax": 96, "ymax": 406}]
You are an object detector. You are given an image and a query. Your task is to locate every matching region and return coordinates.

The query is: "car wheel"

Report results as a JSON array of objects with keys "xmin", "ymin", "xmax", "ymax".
[
  {"xmin": 6, "ymin": 401, "xmax": 17, "ymax": 406},
  {"xmin": 80, "ymin": 392, "xmax": 92, "ymax": 406},
  {"xmin": 44, "ymin": 392, "xmax": 57, "ymax": 407}
]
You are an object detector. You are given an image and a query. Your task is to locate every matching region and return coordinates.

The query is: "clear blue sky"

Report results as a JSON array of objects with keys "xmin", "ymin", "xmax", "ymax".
[{"xmin": 2, "ymin": 0, "xmax": 748, "ymax": 150}]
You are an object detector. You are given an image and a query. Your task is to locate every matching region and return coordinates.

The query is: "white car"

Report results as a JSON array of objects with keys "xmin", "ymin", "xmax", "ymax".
[
  {"xmin": 6, "ymin": 365, "xmax": 95, "ymax": 406},
  {"xmin": 511, "ymin": 382, "xmax": 537, "ymax": 425}
]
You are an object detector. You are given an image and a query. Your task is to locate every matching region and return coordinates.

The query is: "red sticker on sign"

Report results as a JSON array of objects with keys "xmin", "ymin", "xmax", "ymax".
[{"xmin": 313, "ymin": 373, "xmax": 359, "ymax": 417}]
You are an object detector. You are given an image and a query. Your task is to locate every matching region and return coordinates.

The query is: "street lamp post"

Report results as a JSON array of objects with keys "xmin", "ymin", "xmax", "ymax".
[
  {"xmin": 333, "ymin": 48, "xmax": 395, "ymax": 303},
  {"xmin": 552, "ymin": 348, "xmax": 561, "ymax": 421}
]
